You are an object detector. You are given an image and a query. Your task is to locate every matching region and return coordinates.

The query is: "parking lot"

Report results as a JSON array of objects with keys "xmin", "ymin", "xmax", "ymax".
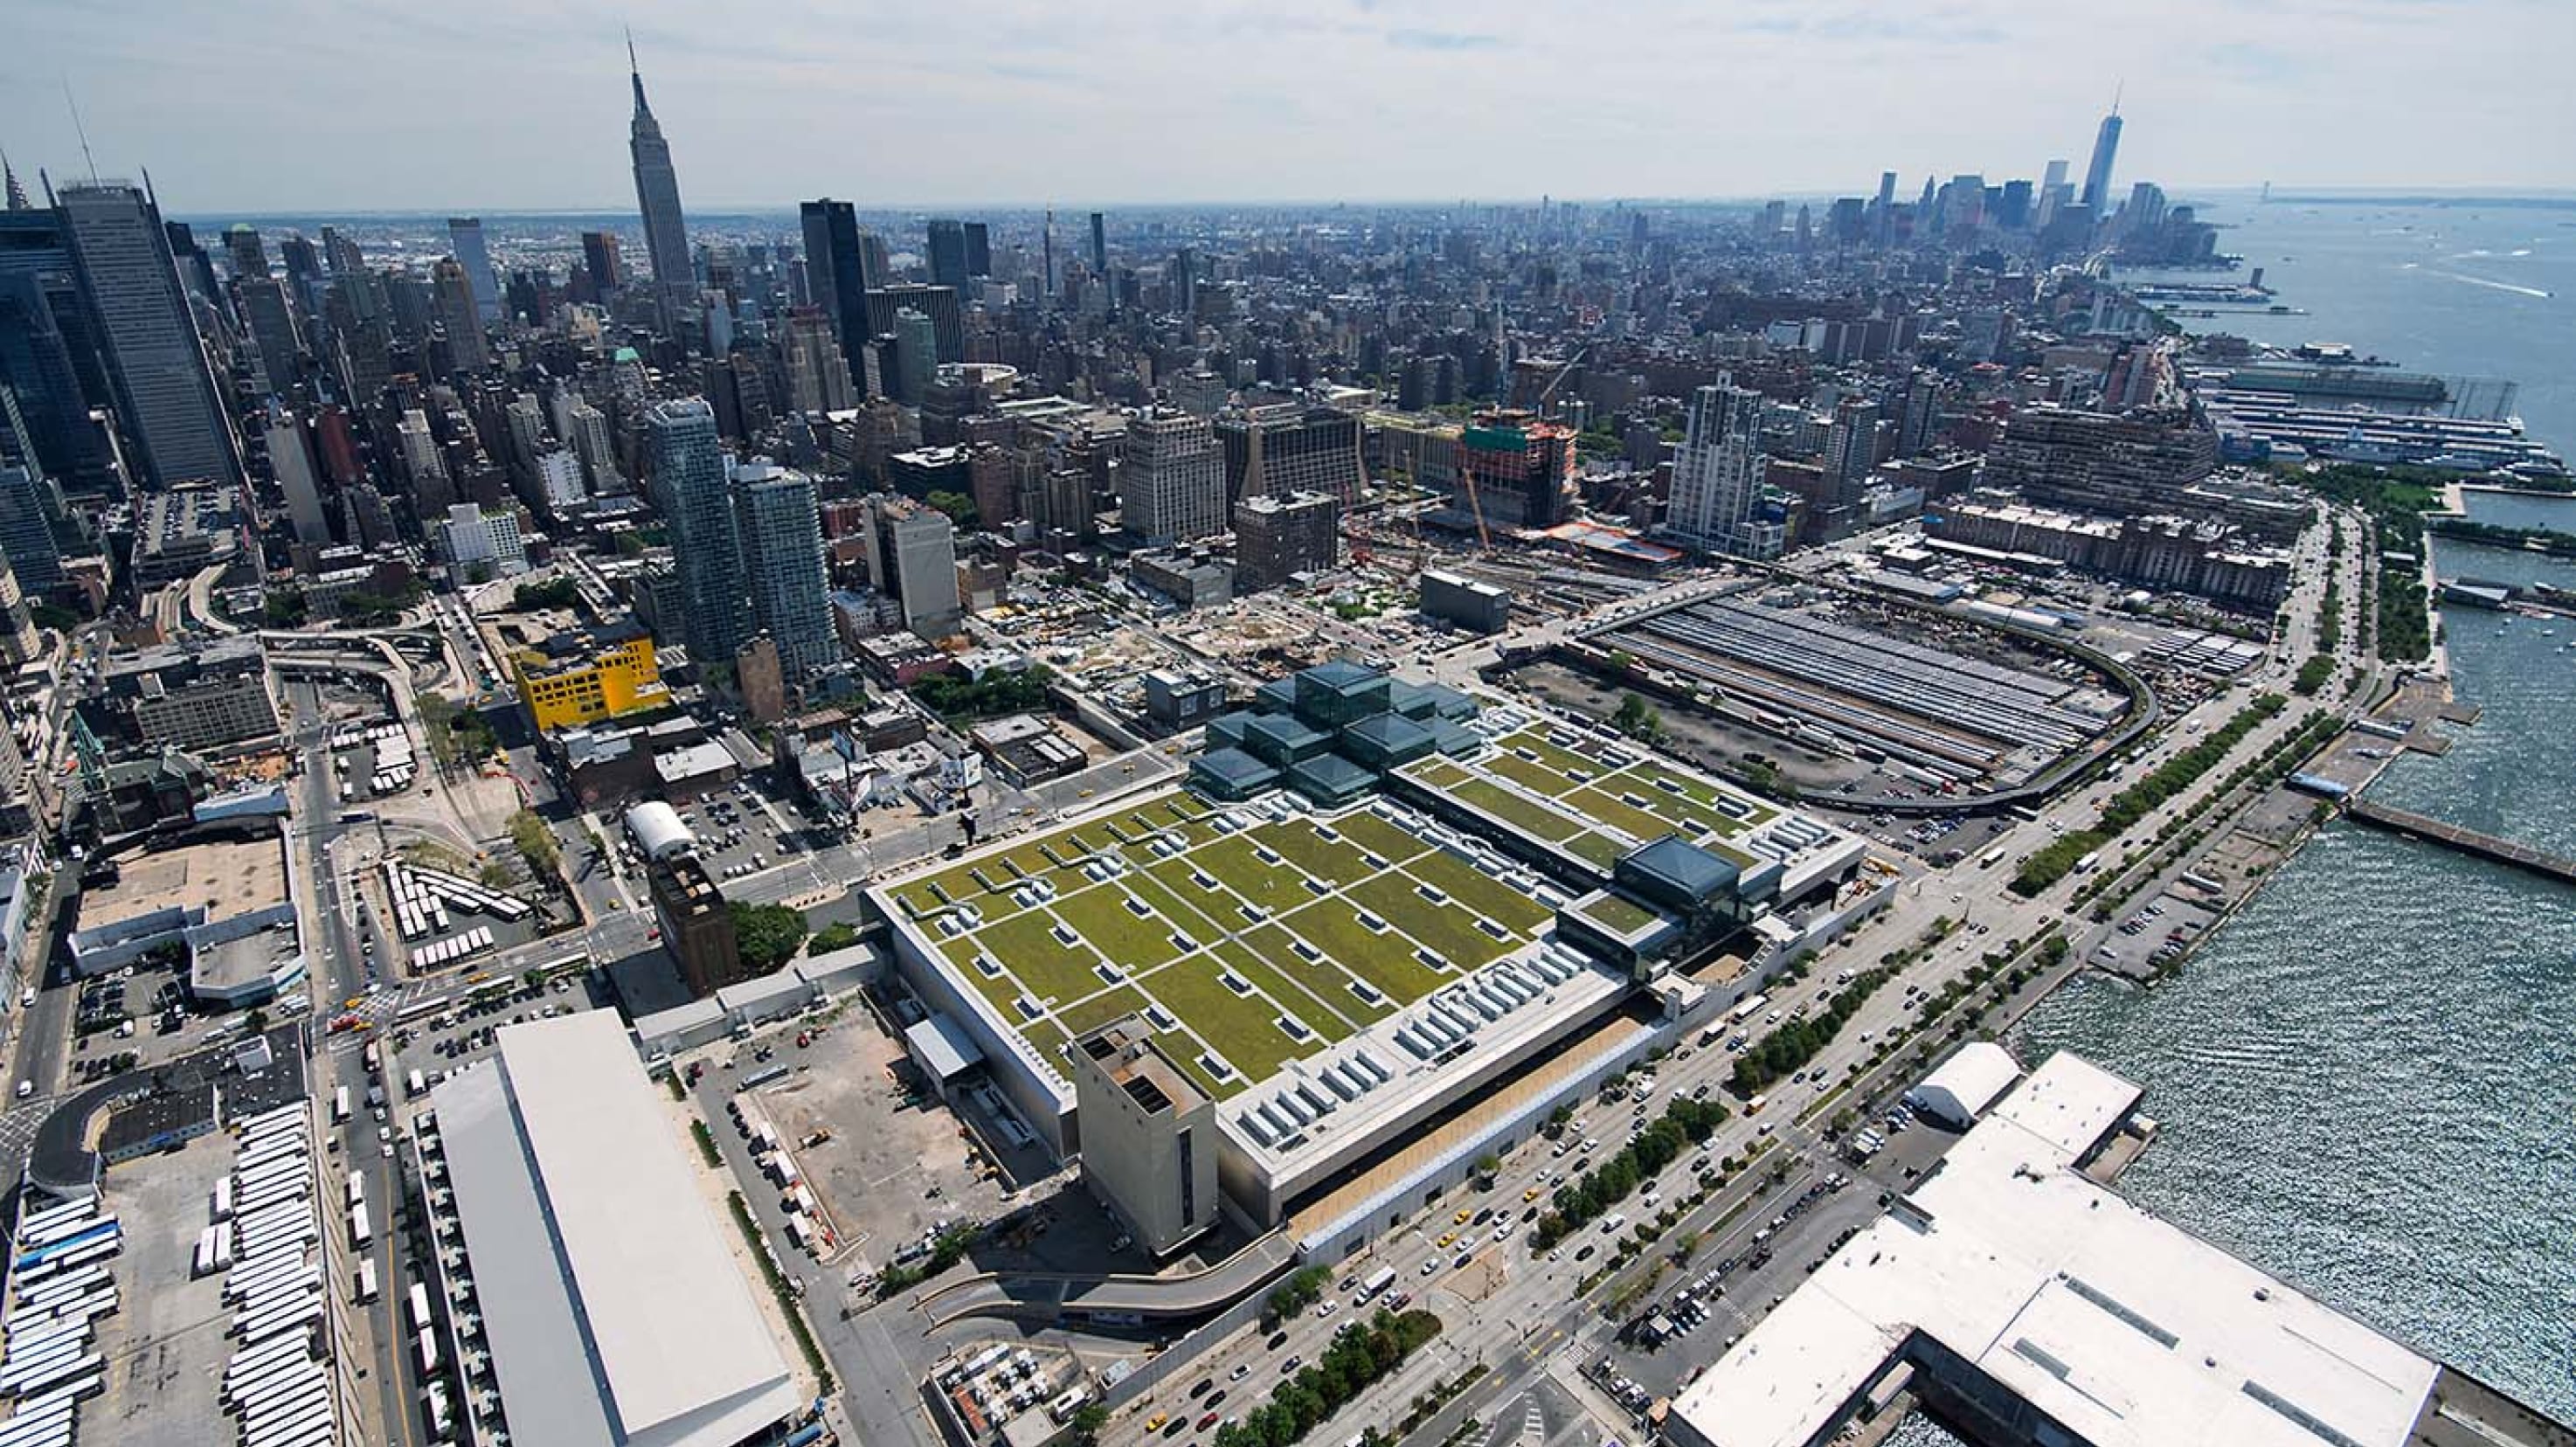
[{"xmin": 2086, "ymin": 889, "xmax": 2220, "ymax": 979}]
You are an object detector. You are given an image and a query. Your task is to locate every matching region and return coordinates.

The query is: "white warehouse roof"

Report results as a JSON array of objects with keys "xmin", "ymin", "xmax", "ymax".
[
  {"xmin": 1669, "ymin": 1052, "xmax": 2448, "ymax": 1447},
  {"xmin": 434, "ymin": 1011, "xmax": 800, "ymax": 1447},
  {"xmin": 1904, "ymin": 1040, "xmax": 2024, "ymax": 1129}
]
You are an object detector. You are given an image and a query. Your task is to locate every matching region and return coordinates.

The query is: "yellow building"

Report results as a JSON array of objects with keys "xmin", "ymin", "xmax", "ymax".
[{"xmin": 514, "ymin": 626, "xmax": 673, "ymax": 731}]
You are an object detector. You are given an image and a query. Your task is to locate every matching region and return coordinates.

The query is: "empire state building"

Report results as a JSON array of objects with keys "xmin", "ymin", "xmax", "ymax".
[{"xmin": 627, "ymin": 35, "xmax": 692, "ymax": 314}]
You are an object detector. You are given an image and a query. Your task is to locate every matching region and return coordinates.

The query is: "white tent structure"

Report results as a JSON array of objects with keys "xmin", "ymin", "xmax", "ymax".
[{"xmin": 1906, "ymin": 1041, "xmax": 2024, "ymax": 1129}]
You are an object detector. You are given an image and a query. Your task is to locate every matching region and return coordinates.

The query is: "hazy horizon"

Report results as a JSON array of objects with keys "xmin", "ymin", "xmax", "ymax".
[{"xmin": 8, "ymin": 0, "xmax": 2573, "ymax": 214}]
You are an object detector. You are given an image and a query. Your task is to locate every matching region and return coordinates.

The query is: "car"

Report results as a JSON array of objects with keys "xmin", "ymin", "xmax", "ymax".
[
  {"xmin": 11, "ymin": 1081, "xmax": 28, "ymax": 1100},
  {"xmin": 1574, "ymin": 1243, "xmax": 1596, "ymax": 1262},
  {"xmin": 1421, "ymin": 1257, "xmax": 1438, "ymax": 1275},
  {"xmin": 1146, "ymin": 1416, "xmax": 1170, "ymax": 1432},
  {"xmin": 1313, "ymin": 1300, "xmax": 1335, "ymax": 1319},
  {"xmin": 1229, "ymin": 1364, "xmax": 1250, "ymax": 1381},
  {"xmin": 1188, "ymin": 1380, "xmax": 1213, "ymax": 1401},
  {"xmin": 1453, "ymin": 1208, "xmax": 1472, "ymax": 1225},
  {"xmin": 1452, "ymin": 1250, "xmax": 1472, "ymax": 1270},
  {"xmin": 1435, "ymin": 1232, "xmax": 1457, "ymax": 1249},
  {"xmin": 1523, "ymin": 1187, "xmax": 1541, "ymax": 1202},
  {"xmin": 1196, "ymin": 1415, "xmax": 1220, "ymax": 1432}
]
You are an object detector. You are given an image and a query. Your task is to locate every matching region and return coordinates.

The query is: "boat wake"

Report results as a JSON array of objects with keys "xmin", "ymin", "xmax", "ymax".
[{"xmin": 2426, "ymin": 268, "xmax": 2553, "ymax": 299}]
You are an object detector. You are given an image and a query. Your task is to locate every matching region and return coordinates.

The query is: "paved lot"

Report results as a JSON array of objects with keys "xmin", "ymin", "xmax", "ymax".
[
  {"xmin": 730, "ymin": 1018, "xmax": 1019, "ymax": 1277},
  {"xmin": 87, "ymin": 1127, "xmax": 241, "ymax": 1447}
]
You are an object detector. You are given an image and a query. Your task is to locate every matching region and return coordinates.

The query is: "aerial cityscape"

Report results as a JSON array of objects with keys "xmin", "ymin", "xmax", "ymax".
[{"xmin": 0, "ymin": 12, "xmax": 2571, "ymax": 1447}]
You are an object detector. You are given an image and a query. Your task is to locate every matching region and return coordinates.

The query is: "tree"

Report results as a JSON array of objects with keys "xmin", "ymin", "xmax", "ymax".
[
  {"xmin": 729, "ymin": 902, "xmax": 810, "ymax": 974},
  {"xmin": 512, "ymin": 576, "xmax": 581, "ymax": 611},
  {"xmin": 808, "ymin": 920, "xmax": 861, "ymax": 956},
  {"xmin": 508, "ymin": 809, "xmax": 562, "ymax": 881},
  {"xmin": 924, "ymin": 489, "xmax": 979, "ymax": 530},
  {"xmin": 1066, "ymin": 1405, "xmax": 1110, "ymax": 1447},
  {"xmin": 1611, "ymin": 692, "xmax": 1663, "ymax": 743}
]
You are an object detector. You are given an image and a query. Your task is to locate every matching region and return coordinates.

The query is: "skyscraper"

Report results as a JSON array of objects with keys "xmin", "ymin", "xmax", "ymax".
[
  {"xmin": 0, "ymin": 209, "xmax": 118, "ymax": 493},
  {"xmin": 579, "ymin": 230, "xmax": 626, "ymax": 297},
  {"xmin": 798, "ymin": 199, "xmax": 869, "ymax": 391},
  {"xmin": 627, "ymin": 36, "xmax": 693, "ymax": 308},
  {"xmin": 57, "ymin": 180, "xmax": 241, "ymax": 489},
  {"xmin": 265, "ymin": 409, "xmax": 330, "ymax": 543},
  {"xmin": 925, "ymin": 219, "xmax": 969, "ymax": 288},
  {"xmin": 867, "ymin": 496, "xmax": 961, "ymax": 639},
  {"xmin": 237, "ymin": 275, "xmax": 303, "ymax": 393},
  {"xmin": 781, "ymin": 310, "xmax": 855, "ymax": 413},
  {"xmin": 891, "ymin": 308, "xmax": 937, "ymax": 405},
  {"xmin": 432, "ymin": 258, "xmax": 489, "ymax": 373},
  {"xmin": 647, "ymin": 398, "xmax": 748, "ymax": 663},
  {"xmin": 447, "ymin": 217, "xmax": 502, "ymax": 322},
  {"xmin": 0, "ymin": 465, "xmax": 63, "ymax": 595},
  {"xmin": 2081, "ymin": 102, "xmax": 2123, "ymax": 212},
  {"xmin": 962, "ymin": 221, "xmax": 990, "ymax": 278},
  {"xmin": 2036, "ymin": 158, "xmax": 2071, "ymax": 228},
  {"xmin": 1823, "ymin": 395, "xmax": 1880, "ymax": 503},
  {"xmin": 1089, "ymin": 211, "xmax": 1108, "ymax": 279},
  {"xmin": 733, "ymin": 462, "xmax": 835, "ymax": 682},
  {"xmin": 1665, "ymin": 377, "xmax": 1776, "ymax": 557}
]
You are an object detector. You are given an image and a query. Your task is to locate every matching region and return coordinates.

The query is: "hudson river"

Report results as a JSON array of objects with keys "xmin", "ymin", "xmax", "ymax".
[{"xmin": 2011, "ymin": 197, "xmax": 2576, "ymax": 1423}]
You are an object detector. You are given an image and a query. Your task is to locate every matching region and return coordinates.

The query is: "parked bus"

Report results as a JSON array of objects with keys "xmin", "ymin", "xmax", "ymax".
[
  {"xmin": 330, "ymin": 1088, "xmax": 350, "ymax": 1125},
  {"xmin": 353, "ymin": 1260, "xmax": 379, "ymax": 1305},
  {"xmin": 1728, "ymin": 994, "xmax": 1769, "ymax": 1026},
  {"xmin": 1977, "ymin": 847, "xmax": 2007, "ymax": 870}
]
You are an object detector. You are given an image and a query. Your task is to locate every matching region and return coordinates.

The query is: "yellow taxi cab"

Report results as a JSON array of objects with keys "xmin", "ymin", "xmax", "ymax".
[{"xmin": 1146, "ymin": 1416, "xmax": 1169, "ymax": 1432}]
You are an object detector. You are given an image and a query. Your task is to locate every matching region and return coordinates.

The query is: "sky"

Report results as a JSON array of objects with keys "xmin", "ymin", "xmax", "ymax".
[{"xmin": 4, "ymin": 0, "xmax": 2573, "ymax": 215}]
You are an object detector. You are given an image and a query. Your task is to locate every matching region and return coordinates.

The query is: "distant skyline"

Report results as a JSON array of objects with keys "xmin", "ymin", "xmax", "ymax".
[{"xmin": 5, "ymin": 0, "xmax": 2573, "ymax": 215}]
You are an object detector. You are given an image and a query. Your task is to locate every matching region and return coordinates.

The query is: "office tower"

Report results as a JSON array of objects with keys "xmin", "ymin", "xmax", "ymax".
[
  {"xmin": 733, "ymin": 462, "xmax": 835, "ymax": 682},
  {"xmin": 891, "ymin": 308, "xmax": 937, "ymax": 405},
  {"xmin": 1216, "ymin": 404, "xmax": 1363, "ymax": 505},
  {"xmin": 925, "ymin": 218, "xmax": 968, "ymax": 288},
  {"xmin": 447, "ymin": 218, "xmax": 502, "ymax": 323},
  {"xmin": 782, "ymin": 309, "xmax": 855, "ymax": 413},
  {"xmin": 2, "ymin": 157, "xmax": 26, "ymax": 212},
  {"xmin": 2081, "ymin": 103, "xmax": 2123, "ymax": 211},
  {"xmin": 579, "ymin": 230, "xmax": 626, "ymax": 298},
  {"xmin": 0, "ymin": 556, "xmax": 35, "ymax": 666},
  {"xmin": 237, "ymin": 275, "xmax": 303, "ymax": 393},
  {"xmin": 1895, "ymin": 370, "xmax": 1940, "ymax": 458},
  {"xmin": 432, "ymin": 258, "xmax": 488, "ymax": 373},
  {"xmin": 1823, "ymin": 395, "xmax": 1880, "ymax": 502},
  {"xmin": 265, "ymin": 410, "xmax": 330, "ymax": 543},
  {"xmin": 396, "ymin": 407, "xmax": 450, "ymax": 498},
  {"xmin": 1665, "ymin": 377, "xmax": 1777, "ymax": 558},
  {"xmin": 627, "ymin": 38, "xmax": 693, "ymax": 306},
  {"xmin": 1118, "ymin": 408, "xmax": 1226, "ymax": 543},
  {"xmin": 0, "ymin": 210, "xmax": 120, "ymax": 492},
  {"xmin": 1232, "ymin": 490, "xmax": 1339, "ymax": 591},
  {"xmin": 867, "ymin": 495, "xmax": 960, "ymax": 639},
  {"xmin": 2036, "ymin": 159, "xmax": 2071, "ymax": 224},
  {"xmin": 1170, "ymin": 248, "xmax": 1197, "ymax": 315},
  {"xmin": 224, "ymin": 225, "xmax": 267, "ymax": 280},
  {"xmin": 797, "ymin": 199, "xmax": 869, "ymax": 391},
  {"xmin": 862, "ymin": 284, "xmax": 960, "ymax": 361},
  {"xmin": 962, "ymin": 221, "xmax": 990, "ymax": 278},
  {"xmin": 321, "ymin": 225, "xmax": 364, "ymax": 277},
  {"xmin": 1873, "ymin": 170, "xmax": 1898, "ymax": 246},
  {"xmin": 558, "ymin": 396, "xmax": 621, "ymax": 492},
  {"xmin": 1089, "ymin": 211, "xmax": 1107, "ymax": 279},
  {"xmin": 0, "ymin": 465, "xmax": 62, "ymax": 595},
  {"xmin": 57, "ymin": 180, "xmax": 241, "ymax": 489},
  {"xmin": 647, "ymin": 398, "xmax": 749, "ymax": 661}
]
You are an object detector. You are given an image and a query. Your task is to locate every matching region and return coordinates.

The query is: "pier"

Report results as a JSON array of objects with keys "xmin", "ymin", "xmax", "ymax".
[{"xmin": 2345, "ymin": 798, "xmax": 2576, "ymax": 887}]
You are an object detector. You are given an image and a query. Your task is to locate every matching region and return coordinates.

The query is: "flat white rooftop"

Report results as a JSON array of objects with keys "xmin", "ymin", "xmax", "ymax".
[
  {"xmin": 435, "ymin": 1011, "xmax": 800, "ymax": 1447},
  {"xmin": 1670, "ymin": 1051, "xmax": 2444, "ymax": 1447}
]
